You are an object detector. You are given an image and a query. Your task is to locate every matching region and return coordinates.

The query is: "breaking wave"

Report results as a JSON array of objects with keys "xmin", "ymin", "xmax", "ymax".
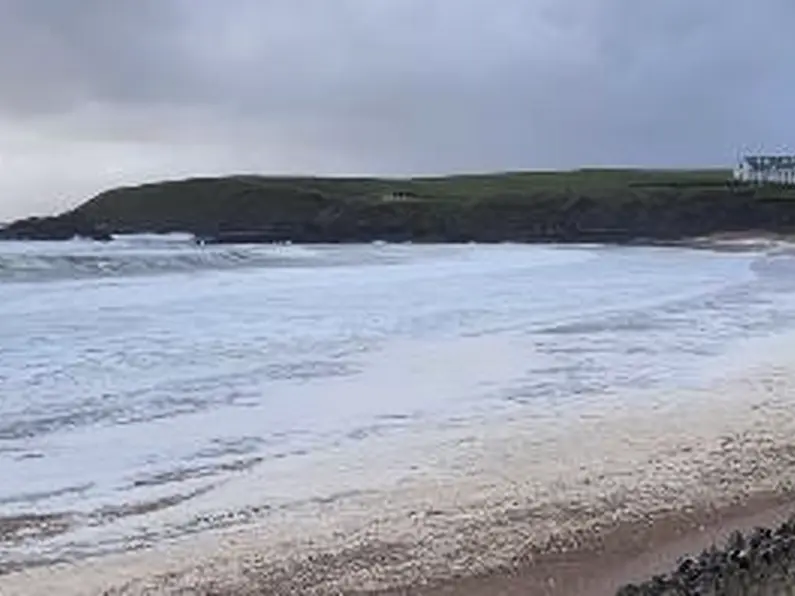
[
  {"xmin": 0, "ymin": 235, "xmax": 336, "ymax": 282},
  {"xmin": 0, "ymin": 236, "xmax": 595, "ymax": 283}
]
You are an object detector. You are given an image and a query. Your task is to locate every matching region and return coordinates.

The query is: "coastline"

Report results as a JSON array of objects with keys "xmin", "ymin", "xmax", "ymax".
[
  {"xmin": 658, "ymin": 230, "xmax": 795, "ymax": 253},
  {"xmin": 4, "ymin": 170, "xmax": 795, "ymax": 245},
  {"xmin": 385, "ymin": 493, "xmax": 795, "ymax": 596},
  {"xmin": 4, "ymin": 329, "xmax": 795, "ymax": 595}
]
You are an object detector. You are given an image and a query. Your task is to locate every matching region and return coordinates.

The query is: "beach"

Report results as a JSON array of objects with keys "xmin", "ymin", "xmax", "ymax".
[
  {"xmin": 3, "ymin": 333, "xmax": 795, "ymax": 594},
  {"xmin": 3, "ymin": 0, "xmax": 794, "ymax": 590},
  {"xmin": 3, "ymin": 240, "xmax": 795, "ymax": 594}
]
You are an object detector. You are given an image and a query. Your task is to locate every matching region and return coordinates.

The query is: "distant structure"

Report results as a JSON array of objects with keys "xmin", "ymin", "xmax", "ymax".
[
  {"xmin": 733, "ymin": 155, "xmax": 795, "ymax": 185},
  {"xmin": 381, "ymin": 190, "xmax": 418, "ymax": 202}
]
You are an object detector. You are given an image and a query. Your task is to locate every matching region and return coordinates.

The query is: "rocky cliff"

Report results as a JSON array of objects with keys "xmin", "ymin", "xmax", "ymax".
[{"xmin": 5, "ymin": 170, "xmax": 795, "ymax": 243}]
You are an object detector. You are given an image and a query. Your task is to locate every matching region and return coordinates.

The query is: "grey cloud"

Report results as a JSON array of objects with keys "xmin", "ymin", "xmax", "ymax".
[{"xmin": 1, "ymin": 0, "xmax": 794, "ymax": 218}]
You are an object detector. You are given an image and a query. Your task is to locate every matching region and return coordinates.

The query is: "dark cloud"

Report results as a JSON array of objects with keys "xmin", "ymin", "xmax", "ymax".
[{"xmin": 1, "ymin": 0, "xmax": 794, "ymax": 218}]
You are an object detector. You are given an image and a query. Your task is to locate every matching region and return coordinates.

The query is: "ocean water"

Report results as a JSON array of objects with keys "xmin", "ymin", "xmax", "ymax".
[{"xmin": 2, "ymin": 236, "xmax": 795, "ymax": 571}]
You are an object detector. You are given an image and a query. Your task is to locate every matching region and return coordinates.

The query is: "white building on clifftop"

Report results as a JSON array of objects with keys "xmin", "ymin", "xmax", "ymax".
[{"xmin": 734, "ymin": 155, "xmax": 795, "ymax": 185}]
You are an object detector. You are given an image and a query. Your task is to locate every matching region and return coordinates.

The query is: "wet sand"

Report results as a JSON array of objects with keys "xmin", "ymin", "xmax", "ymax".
[
  {"xmin": 389, "ymin": 494, "xmax": 795, "ymax": 595},
  {"xmin": 3, "ymin": 335, "xmax": 795, "ymax": 595}
]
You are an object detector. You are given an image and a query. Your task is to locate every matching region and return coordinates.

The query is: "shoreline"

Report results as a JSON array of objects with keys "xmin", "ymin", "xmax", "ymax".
[
  {"xmin": 379, "ymin": 492, "xmax": 795, "ymax": 596},
  {"xmin": 4, "ymin": 339, "xmax": 795, "ymax": 595},
  {"xmin": 3, "ymin": 244, "xmax": 795, "ymax": 595},
  {"xmin": 3, "ymin": 228, "xmax": 795, "ymax": 252},
  {"xmin": 656, "ymin": 230, "xmax": 795, "ymax": 252},
  {"xmin": 7, "ymin": 494, "xmax": 795, "ymax": 596}
]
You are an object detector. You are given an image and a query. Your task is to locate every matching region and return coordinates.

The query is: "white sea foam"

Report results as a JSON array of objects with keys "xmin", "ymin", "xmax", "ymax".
[
  {"xmin": 2, "ymin": 240, "xmax": 795, "ymax": 593},
  {"xmin": 4, "ymin": 330, "xmax": 795, "ymax": 595}
]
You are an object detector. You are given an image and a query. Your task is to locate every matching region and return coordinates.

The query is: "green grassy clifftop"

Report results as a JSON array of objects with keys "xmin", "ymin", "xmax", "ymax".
[{"xmin": 7, "ymin": 169, "xmax": 795, "ymax": 242}]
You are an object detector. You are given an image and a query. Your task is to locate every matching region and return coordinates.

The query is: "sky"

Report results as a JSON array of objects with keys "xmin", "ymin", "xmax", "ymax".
[{"xmin": 1, "ymin": 0, "xmax": 794, "ymax": 219}]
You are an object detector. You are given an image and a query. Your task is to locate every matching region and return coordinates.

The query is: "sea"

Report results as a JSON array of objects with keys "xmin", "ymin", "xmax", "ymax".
[{"xmin": 3, "ymin": 236, "xmax": 795, "ymax": 574}]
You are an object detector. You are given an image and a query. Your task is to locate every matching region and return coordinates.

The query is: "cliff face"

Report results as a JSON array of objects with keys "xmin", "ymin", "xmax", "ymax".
[{"xmin": 6, "ymin": 171, "xmax": 795, "ymax": 243}]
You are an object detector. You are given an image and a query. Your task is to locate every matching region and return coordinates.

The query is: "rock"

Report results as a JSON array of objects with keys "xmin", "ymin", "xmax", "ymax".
[
  {"xmin": 728, "ymin": 548, "xmax": 750, "ymax": 570},
  {"xmin": 677, "ymin": 556, "xmax": 698, "ymax": 579},
  {"xmin": 727, "ymin": 530, "xmax": 746, "ymax": 551},
  {"xmin": 0, "ymin": 215, "xmax": 112, "ymax": 242},
  {"xmin": 617, "ymin": 515, "xmax": 795, "ymax": 595}
]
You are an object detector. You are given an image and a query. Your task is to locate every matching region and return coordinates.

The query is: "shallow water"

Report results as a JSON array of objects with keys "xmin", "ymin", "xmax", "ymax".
[{"xmin": 2, "ymin": 237, "xmax": 795, "ymax": 569}]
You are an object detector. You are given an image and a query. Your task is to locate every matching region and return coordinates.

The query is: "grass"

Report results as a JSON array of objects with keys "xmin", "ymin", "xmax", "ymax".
[
  {"xmin": 60, "ymin": 168, "xmax": 795, "ymax": 240},
  {"xmin": 224, "ymin": 168, "xmax": 738, "ymax": 202}
]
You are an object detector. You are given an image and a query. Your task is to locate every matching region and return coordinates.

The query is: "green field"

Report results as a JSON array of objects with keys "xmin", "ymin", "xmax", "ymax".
[
  {"xmin": 125, "ymin": 168, "xmax": 740, "ymax": 204},
  {"xmin": 380, "ymin": 168, "xmax": 735, "ymax": 197}
]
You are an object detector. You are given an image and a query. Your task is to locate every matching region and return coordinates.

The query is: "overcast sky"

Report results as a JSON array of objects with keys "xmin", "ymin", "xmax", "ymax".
[{"xmin": 1, "ymin": 0, "xmax": 793, "ymax": 219}]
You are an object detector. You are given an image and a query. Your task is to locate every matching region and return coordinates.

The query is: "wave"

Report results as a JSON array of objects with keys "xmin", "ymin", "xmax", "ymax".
[
  {"xmin": 0, "ymin": 236, "xmax": 332, "ymax": 282},
  {"xmin": 0, "ymin": 238, "xmax": 597, "ymax": 283},
  {"xmin": 751, "ymin": 251, "xmax": 795, "ymax": 284}
]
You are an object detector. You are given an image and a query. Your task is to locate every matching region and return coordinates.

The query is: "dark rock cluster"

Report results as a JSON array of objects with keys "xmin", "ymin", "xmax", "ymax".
[
  {"xmin": 0, "ymin": 214, "xmax": 112, "ymax": 241},
  {"xmin": 617, "ymin": 517, "xmax": 795, "ymax": 595}
]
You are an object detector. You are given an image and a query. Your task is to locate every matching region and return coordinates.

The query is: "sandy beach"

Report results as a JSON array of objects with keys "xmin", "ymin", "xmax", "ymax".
[
  {"xmin": 2, "ymin": 327, "xmax": 795, "ymax": 595},
  {"xmin": 392, "ymin": 495, "xmax": 795, "ymax": 595},
  {"xmin": 2, "ymin": 0, "xmax": 795, "ymax": 589}
]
